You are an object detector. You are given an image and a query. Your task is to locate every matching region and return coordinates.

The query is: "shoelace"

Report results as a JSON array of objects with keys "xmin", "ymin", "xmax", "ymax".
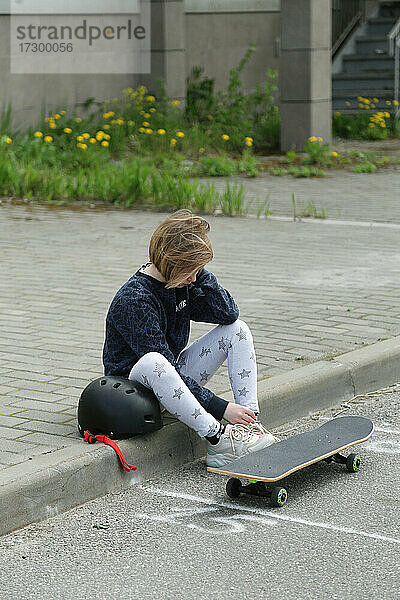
[
  {"xmin": 248, "ymin": 422, "xmax": 277, "ymax": 439},
  {"xmin": 228, "ymin": 424, "xmax": 260, "ymax": 454}
]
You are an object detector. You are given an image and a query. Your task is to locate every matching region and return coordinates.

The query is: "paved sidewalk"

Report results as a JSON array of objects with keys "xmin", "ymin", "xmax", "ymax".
[
  {"xmin": 1, "ymin": 166, "xmax": 400, "ymax": 532},
  {"xmin": 196, "ymin": 167, "xmax": 400, "ymax": 223}
]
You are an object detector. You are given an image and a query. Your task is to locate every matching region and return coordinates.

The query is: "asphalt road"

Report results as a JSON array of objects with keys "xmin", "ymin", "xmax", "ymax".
[{"xmin": 0, "ymin": 387, "xmax": 399, "ymax": 600}]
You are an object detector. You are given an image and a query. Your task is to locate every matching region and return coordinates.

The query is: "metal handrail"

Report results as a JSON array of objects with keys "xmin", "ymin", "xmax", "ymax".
[
  {"xmin": 332, "ymin": 0, "xmax": 366, "ymax": 57},
  {"xmin": 388, "ymin": 18, "xmax": 400, "ymax": 118}
]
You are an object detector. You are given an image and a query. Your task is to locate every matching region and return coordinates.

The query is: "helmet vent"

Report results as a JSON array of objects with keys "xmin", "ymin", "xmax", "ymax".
[
  {"xmin": 144, "ymin": 415, "xmax": 156, "ymax": 423},
  {"xmin": 125, "ymin": 389, "xmax": 136, "ymax": 394},
  {"xmin": 113, "ymin": 382, "xmax": 121, "ymax": 388},
  {"xmin": 100, "ymin": 380, "xmax": 107, "ymax": 385}
]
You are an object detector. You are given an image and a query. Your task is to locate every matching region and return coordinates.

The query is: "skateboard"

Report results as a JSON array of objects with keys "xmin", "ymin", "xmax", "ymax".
[{"xmin": 207, "ymin": 416, "xmax": 374, "ymax": 507}]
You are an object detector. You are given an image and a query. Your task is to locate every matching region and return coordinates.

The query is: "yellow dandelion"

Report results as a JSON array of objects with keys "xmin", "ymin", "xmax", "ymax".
[
  {"xmin": 146, "ymin": 95, "xmax": 155, "ymax": 102},
  {"xmin": 157, "ymin": 129, "xmax": 166, "ymax": 135},
  {"xmin": 145, "ymin": 128, "xmax": 153, "ymax": 134},
  {"xmin": 144, "ymin": 113, "xmax": 150, "ymax": 118},
  {"xmin": 64, "ymin": 128, "xmax": 72, "ymax": 134},
  {"xmin": 394, "ymin": 100, "xmax": 399, "ymax": 106},
  {"xmin": 49, "ymin": 122, "xmax": 57, "ymax": 129},
  {"xmin": 139, "ymin": 127, "xmax": 146, "ymax": 133},
  {"xmin": 385, "ymin": 112, "xmax": 390, "ymax": 118},
  {"xmin": 143, "ymin": 121, "xmax": 150, "ymax": 127},
  {"xmin": 245, "ymin": 137, "xmax": 253, "ymax": 142},
  {"xmin": 176, "ymin": 131, "xmax": 185, "ymax": 138},
  {"xmin": 332, "ymin": 151, "xmax": 339, "ymax": 157},
  {"xmin": 44, "ymin": 136, "xmax": 53, "ymax": 142},
  {"xmin": 386, "ymin": 101, "xmax": 392, "ymax": 105},
  {"xmin": 104, "ymin": 124, "xmax": 111, "ymax": 129},
  {"xmin": 104, "ymin": 133, "xmax": 111, "ymax": 140},
  {"xmin": 345, "ymin": 101, "xmax": 351, "ymax": 106},
  {"xmin": 82, "ymin": 133, "xmax": 90, "ymax": 139},
  {"xmin": 75, "ymin": 118, "xmax": 82, "ymax": 123},
  {"xmin": 171, "ymin": 100, "xmax": 180, "ymax": 106},
  {"xmin": 34, "ymin": 131, "xmax": 43, "ymax": 137},
  {"xmin": 317, "ymin": 137, "xmax": 323, "ymax": 142},
  {"xmin": 222, "ymin": 134, "xmax": 229, "ymax": 141},
  {"xmin": 77, "ymin": 135, "xmax": 84, "ymax": 142},
  {"xmin": 54, "ymin": 114, "xmax": 61, "ymax": 119},
  {"xmin": 117, "ymin": 119, "xmax": 124, "ymax": 125},
  {"xmin": 170, "ymin": 138, "xmax": 177, "ymax": 146},
  {"xmin": 140, "ymin": 110, "xmax": 145, "ymax": 115},
  {"xmin": 101, "ymin": 140, "xmax": 109, "ymax": 147},
  {"xmin": 199, "ymin": 147, "xmax": 205, "ymax": 153},
  {"xmin": 149, "ymin": 108, "xmax": 156, "ymax": 113},
  {"xmin": 5, "ymin": 137, "xmax": 12, "ymax": 144},
  {"xmin": 90, "ymin": 138, "xmax": 96, "ymax": 144},
  {"xmin": 246, "ymin": 140, "xmax": 253, "ymax": 147},
  {"xmin": 60, "ymin": 110, "xmax": 66, "ymax": 115},
  {"xmin": 308, "ymin": 136, "xmax": 317, "ymax": 142}
]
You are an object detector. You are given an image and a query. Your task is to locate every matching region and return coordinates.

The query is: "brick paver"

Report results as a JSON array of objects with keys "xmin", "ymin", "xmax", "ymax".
[{"xmin": 1, "ymin": 165, "xmax": 400, "ymax": 471}]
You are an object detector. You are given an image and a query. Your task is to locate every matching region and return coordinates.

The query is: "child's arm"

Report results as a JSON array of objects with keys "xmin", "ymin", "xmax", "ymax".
[
  {"xmin": 188, "ymin": 267, "xmax": 239, "ymax": 324},
  {"xmin": 110, "ymin": 296, "xmax": 228, "ymax": 421}
]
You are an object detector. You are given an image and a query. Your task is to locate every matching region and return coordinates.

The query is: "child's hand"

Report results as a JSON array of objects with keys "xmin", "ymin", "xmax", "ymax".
[{"xmin": 223, "ymin": 403, "xmax": 256, "ymax": 426}]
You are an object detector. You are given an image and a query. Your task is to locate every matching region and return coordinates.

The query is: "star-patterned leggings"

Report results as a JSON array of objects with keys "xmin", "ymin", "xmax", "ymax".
[{"xmin": 127, "ymin": 319, "xmax": 258, "ymax": 439}]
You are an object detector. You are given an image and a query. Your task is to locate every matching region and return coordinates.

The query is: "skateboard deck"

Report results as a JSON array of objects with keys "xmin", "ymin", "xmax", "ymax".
[{"xmin": 207, "ymin": 416, "xmax": 374, "ymax": 505}]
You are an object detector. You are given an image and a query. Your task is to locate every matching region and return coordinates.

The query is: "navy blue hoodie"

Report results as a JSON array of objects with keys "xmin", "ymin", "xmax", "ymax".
[{"xmin": 102, "ymin": 263, "xmax": 240, "ymax": 421}]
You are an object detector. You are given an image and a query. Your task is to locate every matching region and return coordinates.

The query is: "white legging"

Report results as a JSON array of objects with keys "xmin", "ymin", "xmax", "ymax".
[{"xmin": 128, "ymin": 319, "xmax": 258, "ymax": 438}]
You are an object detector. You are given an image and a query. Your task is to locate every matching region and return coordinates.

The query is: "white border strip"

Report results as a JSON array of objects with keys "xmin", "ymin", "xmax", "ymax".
[
  {"xmin": 185, "ymin": 0, "xmax": 280, "ymax": 13},
  {"xmin": 1, "ymin": 0, "xmax": 140, "ymax": 14}
]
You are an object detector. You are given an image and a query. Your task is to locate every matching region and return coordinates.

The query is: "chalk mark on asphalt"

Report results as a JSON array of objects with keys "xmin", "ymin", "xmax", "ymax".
[{"xmin": 137, "ymin": 487, "xmax": 400, "ymax": 544}]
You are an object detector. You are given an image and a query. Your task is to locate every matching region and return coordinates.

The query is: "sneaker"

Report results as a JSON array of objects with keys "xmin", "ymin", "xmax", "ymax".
[{"xmin": 206, "ymin": 422, "xmax": 278, "ymax": 468}]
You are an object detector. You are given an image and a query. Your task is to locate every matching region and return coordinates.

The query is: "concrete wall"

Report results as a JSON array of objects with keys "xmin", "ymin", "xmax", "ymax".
[
  {"xmin": 185, "ymin": 4, "xmax": 280, "ymax": 94},
  {"xmin": 0, "ymin": 0, "xmax": 280, "ymax": 131}
]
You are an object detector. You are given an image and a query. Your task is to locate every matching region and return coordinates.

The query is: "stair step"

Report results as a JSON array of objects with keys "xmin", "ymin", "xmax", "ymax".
[
  {"xmin": 342, "ymin": 53, "xmax": 398, "ymax": 72},
  {"xmin": 355, "ymin": 36, "xmax": 389, "ymax": 54},
  {"xmin": 333, "ymin": 89, "xmax": 394, "ymax": 99},
  {"xmin": 333, "ymin": 70, "xmax": 395, "ymax": 91},
  {"xmin": 379, "ymin": 1, "xmax": 400, "ymax": 18},
  {"xmin": 366, "ymin": 16, "xmax": 397, "ymax": 36}
]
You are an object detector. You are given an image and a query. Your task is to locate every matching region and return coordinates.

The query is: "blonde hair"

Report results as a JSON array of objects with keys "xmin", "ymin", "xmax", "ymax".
[{"xmin": 148, "ymin": 209, "xmax": 213, "ymax": 289}]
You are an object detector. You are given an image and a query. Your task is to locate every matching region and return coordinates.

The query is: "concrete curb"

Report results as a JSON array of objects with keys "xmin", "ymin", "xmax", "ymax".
[{"xmin": 1, "ymin": 335, "xmax": 399, "ymax": 536}]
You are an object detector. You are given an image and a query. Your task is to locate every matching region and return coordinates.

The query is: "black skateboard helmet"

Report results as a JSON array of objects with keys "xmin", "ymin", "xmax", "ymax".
[{"xmin": 77, "ymin": 376, "xmax": 163, "ymax": 439}]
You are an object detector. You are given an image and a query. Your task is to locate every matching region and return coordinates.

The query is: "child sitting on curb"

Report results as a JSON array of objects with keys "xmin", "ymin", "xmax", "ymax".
[{"xmin": 102, "ymin": 208, "xmax": 277, "ymax": 467}]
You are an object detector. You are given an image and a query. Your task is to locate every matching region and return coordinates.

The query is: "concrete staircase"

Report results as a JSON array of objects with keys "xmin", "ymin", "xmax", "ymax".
[{"xmin": 333, "ymin": 1, "xmax": 400, "ymax": 112}]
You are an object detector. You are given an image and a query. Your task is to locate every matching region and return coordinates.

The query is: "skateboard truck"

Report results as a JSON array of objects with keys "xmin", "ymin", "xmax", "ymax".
[
  {"xmin": 226, "ymin": 479, "xmax": 288, "ymax": 507},
  {"xmin": 324, "ymin": 452, "xmax": 361, "ymax": 472}
]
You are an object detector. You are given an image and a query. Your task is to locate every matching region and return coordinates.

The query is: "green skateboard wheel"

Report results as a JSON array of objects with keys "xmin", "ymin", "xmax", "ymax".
[
  {"xmin": 226, "ymin": 477, "xmax": 242, "ymax": 499},
  {"xmin": 270, "ymin": 486, "xmax": 288, "ymax": 507},
  {"xmin": 346, "ymin": 453, "xmax": 361, "ymax": 473}
]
